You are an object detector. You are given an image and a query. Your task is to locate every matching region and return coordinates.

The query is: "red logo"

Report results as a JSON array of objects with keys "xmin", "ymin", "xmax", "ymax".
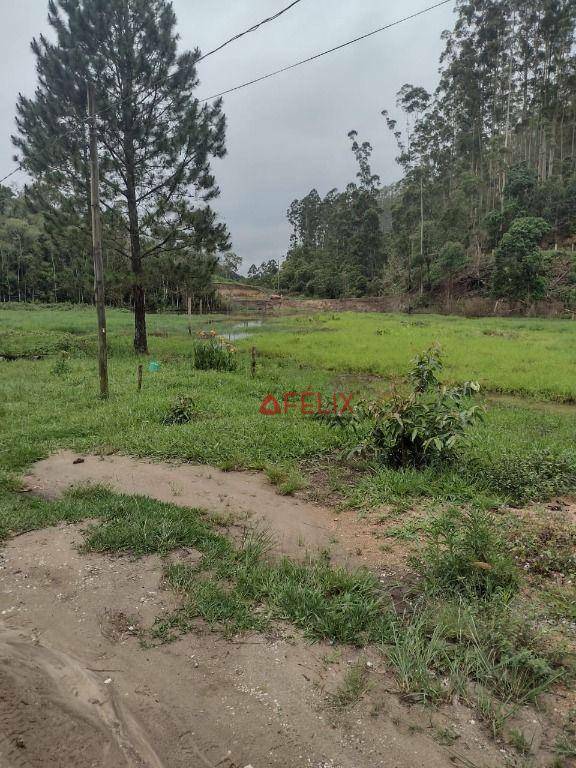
[{"xmin": 259, "ymin": 391, "xmax": 353, "ymax": 416}]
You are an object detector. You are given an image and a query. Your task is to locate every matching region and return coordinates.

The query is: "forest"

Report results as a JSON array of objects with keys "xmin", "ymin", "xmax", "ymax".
[{"xmin": 269, "ymin": 0, "xmax": 576, "ymax": 305}]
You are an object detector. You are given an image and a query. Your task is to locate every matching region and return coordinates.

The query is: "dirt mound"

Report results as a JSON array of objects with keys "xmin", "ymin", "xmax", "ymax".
[{"xmin": 24, "ymin": 451, "xmax": 349, "ymax": 561}]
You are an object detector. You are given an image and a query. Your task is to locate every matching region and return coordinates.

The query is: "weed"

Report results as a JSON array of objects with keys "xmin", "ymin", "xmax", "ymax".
[
  {"xmin": 51, "ymin": 352, "xmax": 71, "ymax": 376},
  {"xmin": 554, "ymin": 734, "xmax": 576, "ymax": 758},
  {"xmin": 475, "ymin": 690, "xmax": 516, "ymax": 738},
  {"xmin": 162, "ymin": 395, "xmax": 196, "ymax": 425},
  {"xmin": 386, "ymin": 611, "xmax": 448, "ymax": 703},
  {"xmin": 434, "ymin": 726, "xmax": 460, "ymax": 746},
  {"xmin": 385, "ymin": 597, "xmax": 563, "ymax": 718},
  {"xmin": 193, "ymin": 338, "xmax": 237, "ymax": 371},
  {"xmin": 508, "ymin": 728, "xmax": 532, "ymax": 755},
  {"xmin": 328, "ymin": 658, "xmax": 370, "ymax": 709},
  {"xmin": 385, "ymin": 519, "xmax": 424, "ymax": 542},
  {"xmin": 264, "ymin": 463, "xmax": 307, "ymax": 495},
  {"xmin": 413, "ymin": 507, "xmax": 520, "ymax": 599}
]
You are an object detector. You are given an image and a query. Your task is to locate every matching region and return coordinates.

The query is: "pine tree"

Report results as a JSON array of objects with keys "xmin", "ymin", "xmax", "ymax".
[{"xmin": 14, "ymin": 0, "xmax": 229, "ymax": 352}]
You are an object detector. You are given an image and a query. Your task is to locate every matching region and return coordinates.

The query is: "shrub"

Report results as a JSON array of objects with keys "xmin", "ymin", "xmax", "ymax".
[
  {"xmin": 362, "ymin": 346, "xmax": 482, "ymax": 467},
  {"xmin": 51, "ymin": 352, "xmax": 71, "ymax": 376},
  {"xmin": 413, "ymin": 506, "xmax": 520, "ymax": 598},
  {"xmin": 193, "ymin": 338, "xmax": 237, "ymax": 371},
  {"xmin": 162, "ymin": 395, "xmax": 196, "ymax": 425}
]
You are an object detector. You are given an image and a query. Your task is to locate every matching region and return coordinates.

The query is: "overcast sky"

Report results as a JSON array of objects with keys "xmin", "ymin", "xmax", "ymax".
[{"xmin": 1, "ymin": 0, "xmax": 455, "ymax": 273}]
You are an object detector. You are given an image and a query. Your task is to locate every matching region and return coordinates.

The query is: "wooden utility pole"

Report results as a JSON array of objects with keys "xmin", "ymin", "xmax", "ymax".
[{"xmin": 87, "ymin": 83, "xmax": 109, "ymax": 398}]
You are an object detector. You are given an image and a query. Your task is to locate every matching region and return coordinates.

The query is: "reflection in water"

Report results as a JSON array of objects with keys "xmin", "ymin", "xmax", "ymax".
[{"xmin": 225, "ymin": 320, "xmax": 263, "ymax": 341}]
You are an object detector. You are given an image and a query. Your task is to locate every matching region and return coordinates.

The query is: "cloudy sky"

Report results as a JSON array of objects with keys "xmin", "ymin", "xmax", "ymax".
[{"xmin": 1, "ymin": 0, "xmax": 455, "ymax": 273}]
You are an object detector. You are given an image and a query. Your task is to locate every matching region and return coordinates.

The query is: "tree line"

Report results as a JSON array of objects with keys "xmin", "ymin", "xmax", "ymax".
[
  {"xmin": 4, "ymin": 0, "xmax": 576, "ymax": 318},
  {"xmin": 274, "ymin": 0, "xmax": 576, "ymax": 307}
]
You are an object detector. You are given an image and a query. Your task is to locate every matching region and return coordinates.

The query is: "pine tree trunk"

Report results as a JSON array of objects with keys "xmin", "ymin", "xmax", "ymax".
[
  {"xmin": 128, "ymin": 208, "xmax": 148, "ymax": 354},
  {"xmin": 123, "ymin": 111, "xmax": 148, "ymax": 353}
]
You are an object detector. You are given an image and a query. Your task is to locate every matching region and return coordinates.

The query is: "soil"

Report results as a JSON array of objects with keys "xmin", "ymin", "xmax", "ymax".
[
  {"xmin": 23, "ymin": 451, "xmax": 389, "ymax": 567},
  {"xmin": 0, "ymin": 453, "xmax": 568, "ymax": 767}
]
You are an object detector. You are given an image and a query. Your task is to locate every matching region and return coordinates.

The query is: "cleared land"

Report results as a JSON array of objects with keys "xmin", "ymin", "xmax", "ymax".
[
  {"xmin": 1, "ymin": 304, "xmax": 575, "ymax": 768},
  {"xmin": 249, "ymin": 312, "xmax": 576, "ymax": 402}
]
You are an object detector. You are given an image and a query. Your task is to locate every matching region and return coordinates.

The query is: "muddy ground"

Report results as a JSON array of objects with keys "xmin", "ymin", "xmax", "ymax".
[{"xmin": 0, "ymin": 452, "xmax": 564, "ymax": 767}]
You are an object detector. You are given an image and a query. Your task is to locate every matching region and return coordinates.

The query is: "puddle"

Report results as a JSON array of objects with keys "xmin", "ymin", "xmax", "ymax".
[{"xmin": 223, "ymin": 320, "xmax": 263, "ymax": 341}]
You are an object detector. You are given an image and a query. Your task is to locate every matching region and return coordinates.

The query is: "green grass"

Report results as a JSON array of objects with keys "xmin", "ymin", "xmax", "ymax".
[
  {"xmin": 1, "ymin": 483, "xmax": 395, "ymax": 644},
  {"xmin": 385, "ymin": 596, "xmax": 565, "ymax": 719},
  {"xmin": 2, "ymin": 305, "xmax": 576, "ymax": 512},
  {"xmin": 328, "ymin": 658, "xmax": 370, "ymax": 709},
  {"xmin": 4, "ymin": 479, "xmax": 563, "ymax": 727},
  {"xmin": 247, "ymin": 312, "xmax": 576, "ymax": 402}
]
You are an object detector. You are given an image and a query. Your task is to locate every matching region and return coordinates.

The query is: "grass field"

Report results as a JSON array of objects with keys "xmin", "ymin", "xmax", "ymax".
[
  {"xmin": 247, "ymin": 312, "xmax": 576, "ymax": 402},
  {"xmin": 1, "ymin": 303, "xmax": 576, "ymax": 757},
  {"xmin": 2, "ymin": 304, "xmax": 575, "ymax": 507}
]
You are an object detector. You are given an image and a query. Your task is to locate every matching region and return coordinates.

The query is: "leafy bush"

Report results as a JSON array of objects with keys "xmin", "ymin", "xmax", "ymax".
[
  {"xmin": 413, "ymin": 506, "xmax": 520, "ymax": 598},
  {"xmin": 362, "ymin": 346, "xmax": 483, "ymax": 467},
  {"xmin": 162, "ymin": 395, "xmax": 196, "ymax": 425},
  {"xmin": 193, "ymin": 338, "xmax": 237, "ymax": 371}
]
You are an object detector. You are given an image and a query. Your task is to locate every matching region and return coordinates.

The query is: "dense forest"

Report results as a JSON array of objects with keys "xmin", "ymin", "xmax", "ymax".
[
  {"xmin": 0, "ymin": 183, "xmax": 230, "ymax": 310},
  {"xmin": 273, "ymin": 0, "xmax": 576, "ymax": 306}
]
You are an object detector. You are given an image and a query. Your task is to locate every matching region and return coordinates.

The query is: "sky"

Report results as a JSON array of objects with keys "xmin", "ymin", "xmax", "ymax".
[{"xmin": 0, "ymin": 0, "xmax": 456, "ymax": 274}]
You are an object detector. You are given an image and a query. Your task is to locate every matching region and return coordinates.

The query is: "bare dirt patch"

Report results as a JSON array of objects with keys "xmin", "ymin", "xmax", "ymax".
[
  {"xmin": 23, "ymin": 451, "xmax": 389, "ymax": 566},
  {"xmin": 3, "ymin": 453, "xmax": 571, "ymax": 766},
  {"xmin": 0, "ymin": 522, "xmax": 514, "ymax": 768}
]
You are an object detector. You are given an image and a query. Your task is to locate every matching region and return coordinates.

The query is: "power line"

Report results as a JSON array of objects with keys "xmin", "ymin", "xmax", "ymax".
[
  {"xmin": 92, "ymin": 0, "xmax": 305, "ymax": 122},
  {"xmin": 199, "ymin": 0, "xmax": 452, "ymax": 102},
  {"xmin": 0, "ymin": 166, "xmax": 23, "ymax": 185},
  {"xmin": 1, "ymin": 0, "xmax": 452, "ymax": 182},
  {"xmin": 197, "ymin": 0, "xmax": 304, "ymax": 62}
]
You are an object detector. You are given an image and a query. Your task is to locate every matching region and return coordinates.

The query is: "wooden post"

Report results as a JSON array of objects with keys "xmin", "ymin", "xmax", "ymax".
[
  {"xmin": 251, "ymin": 346, "xmax": 256, "ymax": 378},
  {"xmin": 87, "ymin": 83, "xmax": 109, "ymax": 398},
  {"xmin": 187, "ymin": 294, "xmax": 192, "ymax": 335},
  {"xmin": 137, "ymin": 364, "xmax": 143, "ymax": 391}
]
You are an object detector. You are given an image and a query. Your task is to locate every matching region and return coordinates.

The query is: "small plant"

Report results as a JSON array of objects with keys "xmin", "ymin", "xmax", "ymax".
[
  {"xmin": 508, "ymin": 728, "xmax": 532, "ymax": 756},
  {"xmin": 409, "ymin": 344, "xmax": 443, "ymax": 392},
  {"xmin": 328, "ymin": 658, "xmax": 370, "ymax": 709},
  {"xmin": 51, "ymin": 352, "xmax": 71, "ymax": 376},
  {"xmin": 434, "ymin": 726, "xmax": 459, "ymax": 746},
  {"xmin": 193, "ymin": 337, "xmax": 237, "ymax": 371},
  {"xmin": 413, "ymin": 506, "xmax": 520, "ymax": 598},
  {"xmin": 162, "ymin": 396, "xmax": 196, "ymax": 425},
  {"xmin": 265, "ymin": 463, "xmax": 307, "ymax": 495},
  {"xmin": 554, "ymin": 734, "xmax": 576, "ymax": 759},
  {"xmin": 363, "ymin": 346, "xmax": 482, "ymax": 467}
]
